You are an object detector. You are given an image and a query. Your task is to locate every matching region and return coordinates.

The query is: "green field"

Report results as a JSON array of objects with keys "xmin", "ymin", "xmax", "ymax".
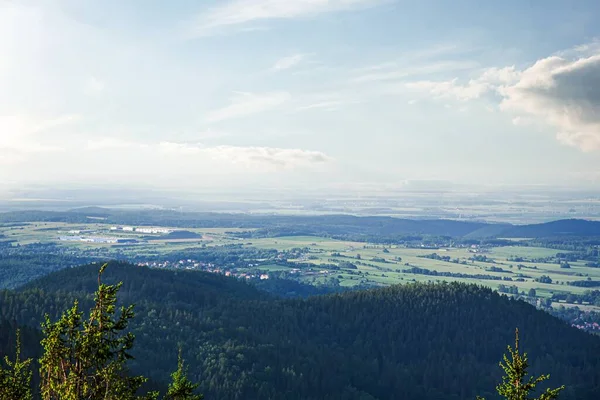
[{"xmin": 2, "ymin": 222, "xmax": 600, "ymax": 311}]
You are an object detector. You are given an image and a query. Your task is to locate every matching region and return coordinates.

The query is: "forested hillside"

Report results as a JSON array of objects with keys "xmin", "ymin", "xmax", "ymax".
[
  {"xmin": 0, "ymin": 254, "xmax": 98, "ymax": 289},
  {"xmin": 1, "ymin": 263, "xmax": 600, "ymax": 399}
]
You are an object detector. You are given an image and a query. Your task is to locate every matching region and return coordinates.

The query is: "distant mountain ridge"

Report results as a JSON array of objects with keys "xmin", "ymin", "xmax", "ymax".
[
  {"xmin": 498, "ymin": 218, "xmax": 600, "ymax": 238},
  {"xmin": 1, "ymin": 208, "xmax": 600, "ymax": 238}
]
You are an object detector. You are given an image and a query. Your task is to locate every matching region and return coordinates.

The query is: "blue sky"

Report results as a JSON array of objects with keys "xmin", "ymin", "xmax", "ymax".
[{"xmin": 1, "ymin": 0, "xmax": 600, "ymax": 192}]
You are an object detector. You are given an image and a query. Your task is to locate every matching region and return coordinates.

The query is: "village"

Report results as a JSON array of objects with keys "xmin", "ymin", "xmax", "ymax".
[{"xmin": 135, "ymin": 255, "xmax": 335, "ymax": 283}]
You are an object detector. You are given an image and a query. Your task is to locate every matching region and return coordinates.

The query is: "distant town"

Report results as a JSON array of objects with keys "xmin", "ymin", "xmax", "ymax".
[{"xmin": 59, "ymin": 225, "xmax": 174, "ymax": 243}]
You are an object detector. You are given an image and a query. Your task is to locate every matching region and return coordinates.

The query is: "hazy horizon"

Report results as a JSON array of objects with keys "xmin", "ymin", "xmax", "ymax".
[{"xmin": 1, "ymin": 182, "xmax": 599, "ymax": 224}]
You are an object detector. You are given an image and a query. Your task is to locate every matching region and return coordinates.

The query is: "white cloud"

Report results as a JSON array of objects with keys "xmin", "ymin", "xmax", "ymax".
[
  {"xmin": 499, "ymin": 54, "xmax": 600, "ymax": 151},
  {"xmin": 159, "ymin": 142, "xmax": 333, "ymax": 168},
  {"xmin": 556, "ymin": 39, "xmax": 600, "ymax": 59},
  {"xmin": 83, "ymin": 138, "xmax": 332, "ymax": 169},
  {"xmin": 188, "ymin": 0, "xmax": 387, "ymax": 37},
  {"xmin": 402, "ymin": 46, "xmax": 600, "ymax": 152},
  {"xmin": 404, "ymin": 66, "xmax": 520, "ymax": 101},
  {"xmin": 272, "ymin": 54, "xmax": 309, "ymax": 71},
  {"xmin": 352, "ymin": 60, "xmax": 480, "ymax": 83},
  {"xmin": 575, "ymin": 41, "xmax": 600, "ymax": 53},
  {"xmin": 296, "ymin": 100, "xmax": 345, "ymax": 111},
  {"xmin": 3, "ymin": 138, "xmax": 333, "ymax": 185},
  {"xmin": 295, "ymin": 99, "xmax": 360, "ymax": 112},
  {"xmin": 291, "ymin": 90, "xmax": 362, "ymax": 112},
  {"xmin": 405, "ymin": 79, "xmax": 487, "ymax": 101},
  {"xmin": 205, "ymin": 91, "xmax": 291, "ymax": 122},
  {"xmin": 85, "ymin": 137, "xmax": 332, "ymax": 172}
]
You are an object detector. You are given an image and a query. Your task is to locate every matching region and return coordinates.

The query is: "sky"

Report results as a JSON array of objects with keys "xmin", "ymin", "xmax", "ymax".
[{"xmin": 1, "ymin": 0, "xmax": 600, "ymax": 194}]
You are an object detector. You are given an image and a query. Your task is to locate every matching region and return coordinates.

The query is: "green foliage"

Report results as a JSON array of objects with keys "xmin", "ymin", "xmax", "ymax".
[
  {"xmin": 38, "ymin": 263, "xmax": 158, "ymax": 400},
  {"xmin": 0, "ymin": 253, "xmax": 96, "ymax": 289},
  {"xmin": 164, "ymin": 349, "xmax": 203, "ymax": 400},
  {"xmin": 535, "ymin": 275, "xmax": 552, "ymax": 284},
  {"xmin": 0, "ymin": 330, "xmax": 33, "ymax": 400},
  {"xmin": 1, "ymin": 263, "xmax": 599, "ymax": 399},
  {"xmin": 478, "ymin": 329, "xmax": 565, "ymax": 400}
]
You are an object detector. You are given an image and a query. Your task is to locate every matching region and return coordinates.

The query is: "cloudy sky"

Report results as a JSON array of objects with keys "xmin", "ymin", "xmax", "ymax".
[{"xmin": 1, "ymin": 0, "xmax": 600, "ymax": 192}]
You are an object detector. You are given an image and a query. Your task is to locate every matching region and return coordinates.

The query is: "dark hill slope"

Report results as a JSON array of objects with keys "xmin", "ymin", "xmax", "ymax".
[
  {"xmin": 463, "ymin": 223, "xmax": 513, "ymax": 238},
  {"xmin": 1, "ymin": 263, "xmax": 599, "ymax": 399},
  {"xmin": 499, "ymin": 219, "xmax": 600, "ymax": 238},
  {"xmin": 0, "ymin": 319, "xmax": 40, "ymax": 361},
  {"xmin": 21, "ymin": 262, "xmax": 267, "ymax": 304},
  {"xmin": 0, "ymin": 254, "xmax": 98, "ymax": 290},
  {"xmin": 255, "ymin": 215, "xmax": 488, "ymax": 237}
]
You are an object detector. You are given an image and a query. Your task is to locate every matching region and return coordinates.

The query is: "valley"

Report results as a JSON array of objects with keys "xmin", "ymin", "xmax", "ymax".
[
  {"xmin": 2, "ymin": 212, "xmax": 600, "ymax": 321},
  {"xmin": 2, "ymin": 210, "xmax": 600, "ymax": 398}
]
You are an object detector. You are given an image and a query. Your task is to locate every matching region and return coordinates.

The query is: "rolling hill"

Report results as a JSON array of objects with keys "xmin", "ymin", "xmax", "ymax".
[{"xmin": 1, "ymin": 262, "xmax": 599, "ymax": 399}]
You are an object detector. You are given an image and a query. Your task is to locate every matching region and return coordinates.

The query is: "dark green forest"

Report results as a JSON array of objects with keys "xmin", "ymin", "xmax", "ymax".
[
  {"xmin": 0, "ymin": 253, "xmax": 97, "ymax": 289},
  {"xmin": 1, "ymin": 263, "xmax": 599, "ymax": 399}
]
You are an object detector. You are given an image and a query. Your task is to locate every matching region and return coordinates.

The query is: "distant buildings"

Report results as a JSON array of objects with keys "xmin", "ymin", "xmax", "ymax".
[
  {"xmin": 111, "ymin": 226, "xmax": 173, "ymax": 234},
  {"xmin": 136, "ymin": 259, "xmax": 271, "ymax": 281},
  {"xmin": 59, "ymin": 236, "xmax": 119, "ymax": 244},
  {"xmin": 68, "ymin": 229, "xmax": 93, "ymax": 234},
  {"xmin": 135, "ymin": 227, "xmax": 172, "ymax": 234}
]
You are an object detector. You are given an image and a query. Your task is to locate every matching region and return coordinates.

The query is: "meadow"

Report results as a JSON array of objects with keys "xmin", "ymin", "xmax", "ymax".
[{"xmin": 2, "ymin": 221, "xmax": 600, "ymax": 309}]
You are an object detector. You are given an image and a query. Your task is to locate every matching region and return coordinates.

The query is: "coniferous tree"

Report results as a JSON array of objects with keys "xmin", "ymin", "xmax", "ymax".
[
  {"xmin": 478, "ymin": 328, "xmax": 565, "ymax": 400},
  {"xmin": 164, "ymin": 349, "xmax": 203, "ymax": 400},
  {"xmin": 0, "ymin": 330, "xmax": 33, "ymax": 400},
  {"xmin": 38, "ymin": 263, "xmax": 158, "ymax": 400}
]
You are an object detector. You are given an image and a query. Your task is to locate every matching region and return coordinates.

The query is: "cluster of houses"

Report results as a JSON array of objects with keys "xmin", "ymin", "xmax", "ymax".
[
  {"xmin": 59, "ymin": 236, "xmax": 119, "ymax": 244},
  {"xmin": 571, "ymin": 321, "xmax": 600, "ymax": 331},
  {"xmin": 59, "ymin": 235, "xmax": 139, "ymax": 244},
  {"xmin": 136, "ymin": 259, "xmax": 270, "ymax": 281},
  {"xmin": 136, "ymin": 255, "xmax": 333, "ymax": 281}
]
